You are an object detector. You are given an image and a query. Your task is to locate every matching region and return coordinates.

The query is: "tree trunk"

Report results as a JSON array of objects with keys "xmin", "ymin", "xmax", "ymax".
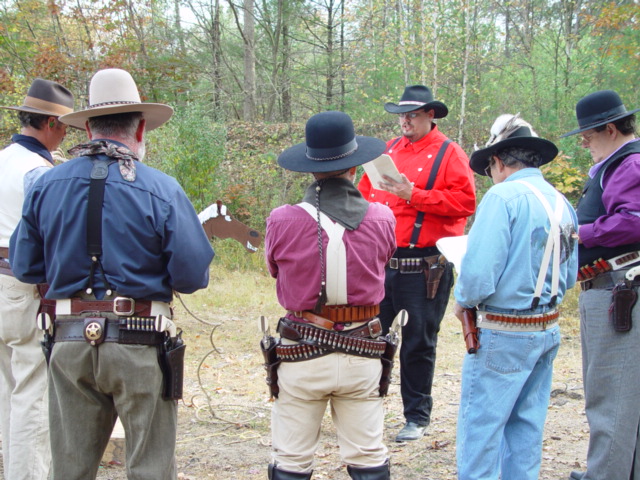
[{"xmin": 243, "ymin": 0, "xmax": 256, "ymax": 120}]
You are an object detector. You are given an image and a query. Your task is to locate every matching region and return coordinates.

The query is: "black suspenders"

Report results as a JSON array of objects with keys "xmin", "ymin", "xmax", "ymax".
[
  {"xmin": 408, "ymin": 140, "xmax": 451, "ymax": 248},
  {"xmin": 86, "ymin": 158, "xmax": 116, "ymax": 295}
]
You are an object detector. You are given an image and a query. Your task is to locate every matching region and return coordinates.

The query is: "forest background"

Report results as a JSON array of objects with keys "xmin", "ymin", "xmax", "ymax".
[{"xmin": 0, "ymin": 0, "xmax": 638, "ymax": 243}]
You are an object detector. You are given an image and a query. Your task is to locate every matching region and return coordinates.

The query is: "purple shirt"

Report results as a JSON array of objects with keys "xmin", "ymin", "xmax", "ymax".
[
  {"xmin": 580, "ymin": 141, "xmax": 640, "ymax": 249},
  {"xmin": 265, "ymin": 202, "xmax": 396, "ymax": 312}
]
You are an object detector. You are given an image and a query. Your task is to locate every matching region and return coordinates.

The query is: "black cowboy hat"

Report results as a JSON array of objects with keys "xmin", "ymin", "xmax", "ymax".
[
  {"xmin": 383, "ymin": 85, "xmax": 448, "ymax": 118},
  {"xmin": 1, "ymin": 78, "xmax": 74, "ymax": 117},
  {"xmin": 561, "ymin": 89, "xmax": 640, "ymax": 137},
  {"xmin": 277, "ymin": 111, "xmax": 386, "ymax": 173},
  {"xmin": 470, "ymin": 115, "xmax": 558, "ymax": 176}
]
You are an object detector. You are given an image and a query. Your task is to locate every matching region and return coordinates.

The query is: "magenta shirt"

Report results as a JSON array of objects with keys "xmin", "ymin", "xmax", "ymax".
[
  {"xmin": 265, "ymin": 202, "xmax": 396, "ymax": 312},
  {"xmin": 580, "ymin": 142, "xmax": 640, "ymax": 249}
]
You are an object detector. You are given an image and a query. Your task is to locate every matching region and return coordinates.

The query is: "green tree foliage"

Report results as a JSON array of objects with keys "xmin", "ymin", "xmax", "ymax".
[{"xmin": 1, "ymin": 0, "xmax": 638, "ymax": 223}]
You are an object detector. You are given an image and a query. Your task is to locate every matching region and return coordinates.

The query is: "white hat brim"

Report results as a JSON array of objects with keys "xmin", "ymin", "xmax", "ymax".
[{"xmin": 59, "ymin": 103, "xmax": 173, "ymax": 131}]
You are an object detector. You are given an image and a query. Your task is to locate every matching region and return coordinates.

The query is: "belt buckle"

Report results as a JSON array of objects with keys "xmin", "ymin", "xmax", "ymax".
[
  {"xmin": 368, "ymin": 318, "xmax": 382, "ymax": 338},
  {"xmin": 83, "ymin": 317, "xmax": 107, "ymax": 346},
  {"xmin": 388, "ymin": 258, "xmax": 399, "ymax": 269},
  {"xmin": 113, "ymin": 297, "xmax": 135, "ymax": 316}
]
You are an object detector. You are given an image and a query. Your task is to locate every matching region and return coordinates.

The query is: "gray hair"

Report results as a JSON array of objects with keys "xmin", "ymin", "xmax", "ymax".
[
  {"xmin": 18, "ymin": 111, "xmax": 49, "ymax": 130},
  {"xmin": 495, "ymin": 147, "xmax": 542, "ymax": 169},
  {"xmin": 88, "ymin": 112, "xmax": 144, "ymax": 138}
]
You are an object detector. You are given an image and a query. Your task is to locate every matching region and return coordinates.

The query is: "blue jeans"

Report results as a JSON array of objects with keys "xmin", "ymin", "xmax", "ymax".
[{"xmin": 456, "ymin": 325, "xmax": 560, "ymax": 480}]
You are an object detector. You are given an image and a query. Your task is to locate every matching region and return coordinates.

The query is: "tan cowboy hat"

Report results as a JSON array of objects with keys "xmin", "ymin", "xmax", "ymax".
[
  {"xmin": 59, "ymin": 68, "xmax": 173, "ymax": 131},
  {"xmin": 1, "ymin": 78, "xmax": 74, "ymax": 117}
]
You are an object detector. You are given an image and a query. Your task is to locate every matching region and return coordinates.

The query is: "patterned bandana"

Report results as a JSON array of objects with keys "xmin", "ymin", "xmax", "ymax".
[{"xmin": 68, "ymin": 140, "xmax": 138, "ymax": 181}]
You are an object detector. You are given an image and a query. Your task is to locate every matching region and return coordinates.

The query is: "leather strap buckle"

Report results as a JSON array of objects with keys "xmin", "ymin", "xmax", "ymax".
[
  {"xmin": 388, "ymin": 258, "xmax": 399, "ymax": 269},
  {"xmin": 367, "ymin": 318, "xmax": 382, "ymax": 338},
  {"xmin": 113, "ymin": 297, "xmax": 135, "ymax": 316}
]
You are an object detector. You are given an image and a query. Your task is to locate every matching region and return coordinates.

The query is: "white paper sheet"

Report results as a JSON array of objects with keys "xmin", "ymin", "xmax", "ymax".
[
  {"xmin": 362, "ymin": 154, "xmax": 402, "ymax": 186},
  {"xmin": 436, "ymin": 235, "xmax": 468, "ymax": 274}
]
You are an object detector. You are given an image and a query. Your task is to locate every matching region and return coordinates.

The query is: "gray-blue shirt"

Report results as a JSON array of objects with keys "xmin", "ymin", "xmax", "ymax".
[
  {"xmin": 10, "ymin": 147, "xmax": 214, "ymax": 301},
  {"xmin": 454, "ymin": 168, "xmax": 578, "ymax": 312}
]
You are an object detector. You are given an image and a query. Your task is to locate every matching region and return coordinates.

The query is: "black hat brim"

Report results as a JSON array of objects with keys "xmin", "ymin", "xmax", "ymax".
[
  {"xmin": 278, "ymin": 136, "xmax": 387, "ymax": 173},
  {"xmin": 560, "ymin": 108, "xmax": 640, "ymax": 137},
  {"xmin": 470, "ymin": 137, "xmax": 559, "ymax": 176},
  {"xmin": 384, "ymin": 101, "xmax": 449, "ymax": 118}
]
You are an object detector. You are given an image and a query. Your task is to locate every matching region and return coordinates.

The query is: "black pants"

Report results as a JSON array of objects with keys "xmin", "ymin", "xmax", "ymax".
[{"xmin": 379, "ymin": 253, "xmax": 453, "ymax": 426}]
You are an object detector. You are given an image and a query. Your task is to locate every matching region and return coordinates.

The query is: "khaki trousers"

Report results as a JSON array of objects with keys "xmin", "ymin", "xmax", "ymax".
[
  {"xmin": 271, "ymin": 351, "xmax": 388, "ymax": 473},
  {"xmin": 0, "ymin": 274, "xmax": 50, "ymax": 480}
]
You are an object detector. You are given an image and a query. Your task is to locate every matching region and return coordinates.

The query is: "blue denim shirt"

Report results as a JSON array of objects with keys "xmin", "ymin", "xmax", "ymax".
[
  {"xmin": 454, "ymin": 168, "xmax": 578, "ymax": 313},
  {"xmin": 10, "ymin": 148, "xmax": 214, "ymax": 301}
]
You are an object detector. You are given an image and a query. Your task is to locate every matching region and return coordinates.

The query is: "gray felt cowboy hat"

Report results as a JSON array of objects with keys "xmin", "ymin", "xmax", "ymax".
[
  {"xmin": 59, "ymin": 68, "xmax": 173, "ymax": 131},
  {"xmin": 277, "ymin": 111, "xmax": 386, "ymax": 173},
  {"xmin": 561, "ymin": 89, "xmax": 640, "ymax": 137},
  {"xmin": 1, "ymin": 78, "xmax": 74, "ymax": 117},
  {"xmin": 384, "ymin": 85, "xmax": 448, "ymax": 118},
  {"xmin": 470, "ymin": 114, "xmax": 558, "ymax": 176}
]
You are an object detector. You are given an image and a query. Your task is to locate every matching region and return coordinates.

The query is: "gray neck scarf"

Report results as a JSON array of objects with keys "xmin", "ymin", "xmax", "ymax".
[{"xmin": 302, "ymin": 177, "xmax": 370, "ymax": 231}]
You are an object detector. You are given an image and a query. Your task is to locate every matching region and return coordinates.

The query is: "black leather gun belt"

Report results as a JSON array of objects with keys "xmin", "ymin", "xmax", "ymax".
[{"xmin": 54, "ymin": 318, "xmax": 165, "ymax": 346}]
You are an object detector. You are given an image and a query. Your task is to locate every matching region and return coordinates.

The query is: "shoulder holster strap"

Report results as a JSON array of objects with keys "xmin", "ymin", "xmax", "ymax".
[{"xmin": 409, "ymin": 140, "xmax": 451, "ymax": 248}]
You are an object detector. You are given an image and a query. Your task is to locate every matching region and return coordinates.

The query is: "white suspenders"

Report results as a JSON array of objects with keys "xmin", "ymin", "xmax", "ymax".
[
  {"xmin": 514, "ymin": 180, "xmax": 565, "ymax": 308},
  {"xmin": 298, "ymin": 202, "xmax": 348, "ymax": 305}
]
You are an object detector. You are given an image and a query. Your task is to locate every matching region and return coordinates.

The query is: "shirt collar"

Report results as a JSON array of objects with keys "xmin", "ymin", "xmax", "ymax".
[
  {"xmin": 11, "ymin": 134, "xmax": 53, "ymax": 164},
  {"xmin": 504, "ymin": 168, "xmax": 543, "ymax": 182},
  {"xmin": 401, "ymin": 124, "xmax": 440, "ymax": 150},
  {"xmin": 588, "ymin": 138, "xmax": 640, "ymax": 178}
]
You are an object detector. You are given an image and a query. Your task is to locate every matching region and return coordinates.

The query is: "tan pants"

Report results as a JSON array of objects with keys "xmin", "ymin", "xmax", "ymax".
[
  {"xmin": 0, "ymin": 274, "xmax": 50, "ymax": 480},
  {"xmin": 271, "ymin": 351, "xmax": 388, "ymax": 473}
]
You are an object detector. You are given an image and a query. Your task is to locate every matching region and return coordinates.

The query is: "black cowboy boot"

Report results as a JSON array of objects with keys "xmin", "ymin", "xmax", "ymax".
[
  {"xmin": 268, "ymin": 463, "xmax": 313, "ymax": 479},
  {"xmin": 346, "ymin": 460, "xmax": 391, "ymax": 480}
]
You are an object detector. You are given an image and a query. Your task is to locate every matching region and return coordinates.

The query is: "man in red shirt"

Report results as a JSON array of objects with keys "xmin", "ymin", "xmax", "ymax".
[{"xmin": 359, "ymin": 85, "xmax": 476, "ymax": 441}]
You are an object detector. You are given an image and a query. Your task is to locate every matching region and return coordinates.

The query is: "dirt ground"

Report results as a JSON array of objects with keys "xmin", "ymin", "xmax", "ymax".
[
  {"xmin": 89, "ymin": 297, "xmax": 588, "ymax": 480},
  {"xmin": 0, "ymin": 295, "xmax": 587, "ymax": 480}
]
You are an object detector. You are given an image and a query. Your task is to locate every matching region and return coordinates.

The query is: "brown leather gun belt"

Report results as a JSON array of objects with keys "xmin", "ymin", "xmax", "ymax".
[
  {"xmin": 276, "ymin": 317, "xmax": 386, "ymax": 361},
  {"xmin": 288, "ymin": 304, "xmax": 379, "ymax": 325}
]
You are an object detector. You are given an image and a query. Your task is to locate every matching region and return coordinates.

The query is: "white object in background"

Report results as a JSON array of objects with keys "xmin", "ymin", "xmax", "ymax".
[{"xmin": 436, "ymin": 235, "xmax": 468, "ymax": 274}]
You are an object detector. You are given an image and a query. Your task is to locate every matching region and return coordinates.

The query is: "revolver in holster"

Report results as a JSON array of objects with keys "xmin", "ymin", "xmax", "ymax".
[
  {"xmin": 35, "ymin": 284, "xmax": 56, "ymax": 365},
  {"xmin": 260, "ymin": 333, "xmax": 281, "ymax": 399},
  {"xmin": 379, "ymin": 336, "xmax": 398, "ymax": 397},
  {"xmin": 610, "ymin": 281, "xmax": 638, "ymax": 332},
  {"xmin": 158, "ymin": 332, "xmax": 186, "ymax": 400},
  {"xmin": 423, "ymin": 255, "xmax": 451, "ymax": 299}
]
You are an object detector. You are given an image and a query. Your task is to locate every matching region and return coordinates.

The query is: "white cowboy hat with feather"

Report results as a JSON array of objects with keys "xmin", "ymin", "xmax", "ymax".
[{"xmin": 470, "ymin": 113, "xmax": 558, "ymax": 176}]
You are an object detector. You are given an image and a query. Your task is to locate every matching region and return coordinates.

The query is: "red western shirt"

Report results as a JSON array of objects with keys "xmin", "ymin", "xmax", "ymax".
[{"xmin": 358, "ymin": 125, "xmax": 476, "ymax": 248}]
